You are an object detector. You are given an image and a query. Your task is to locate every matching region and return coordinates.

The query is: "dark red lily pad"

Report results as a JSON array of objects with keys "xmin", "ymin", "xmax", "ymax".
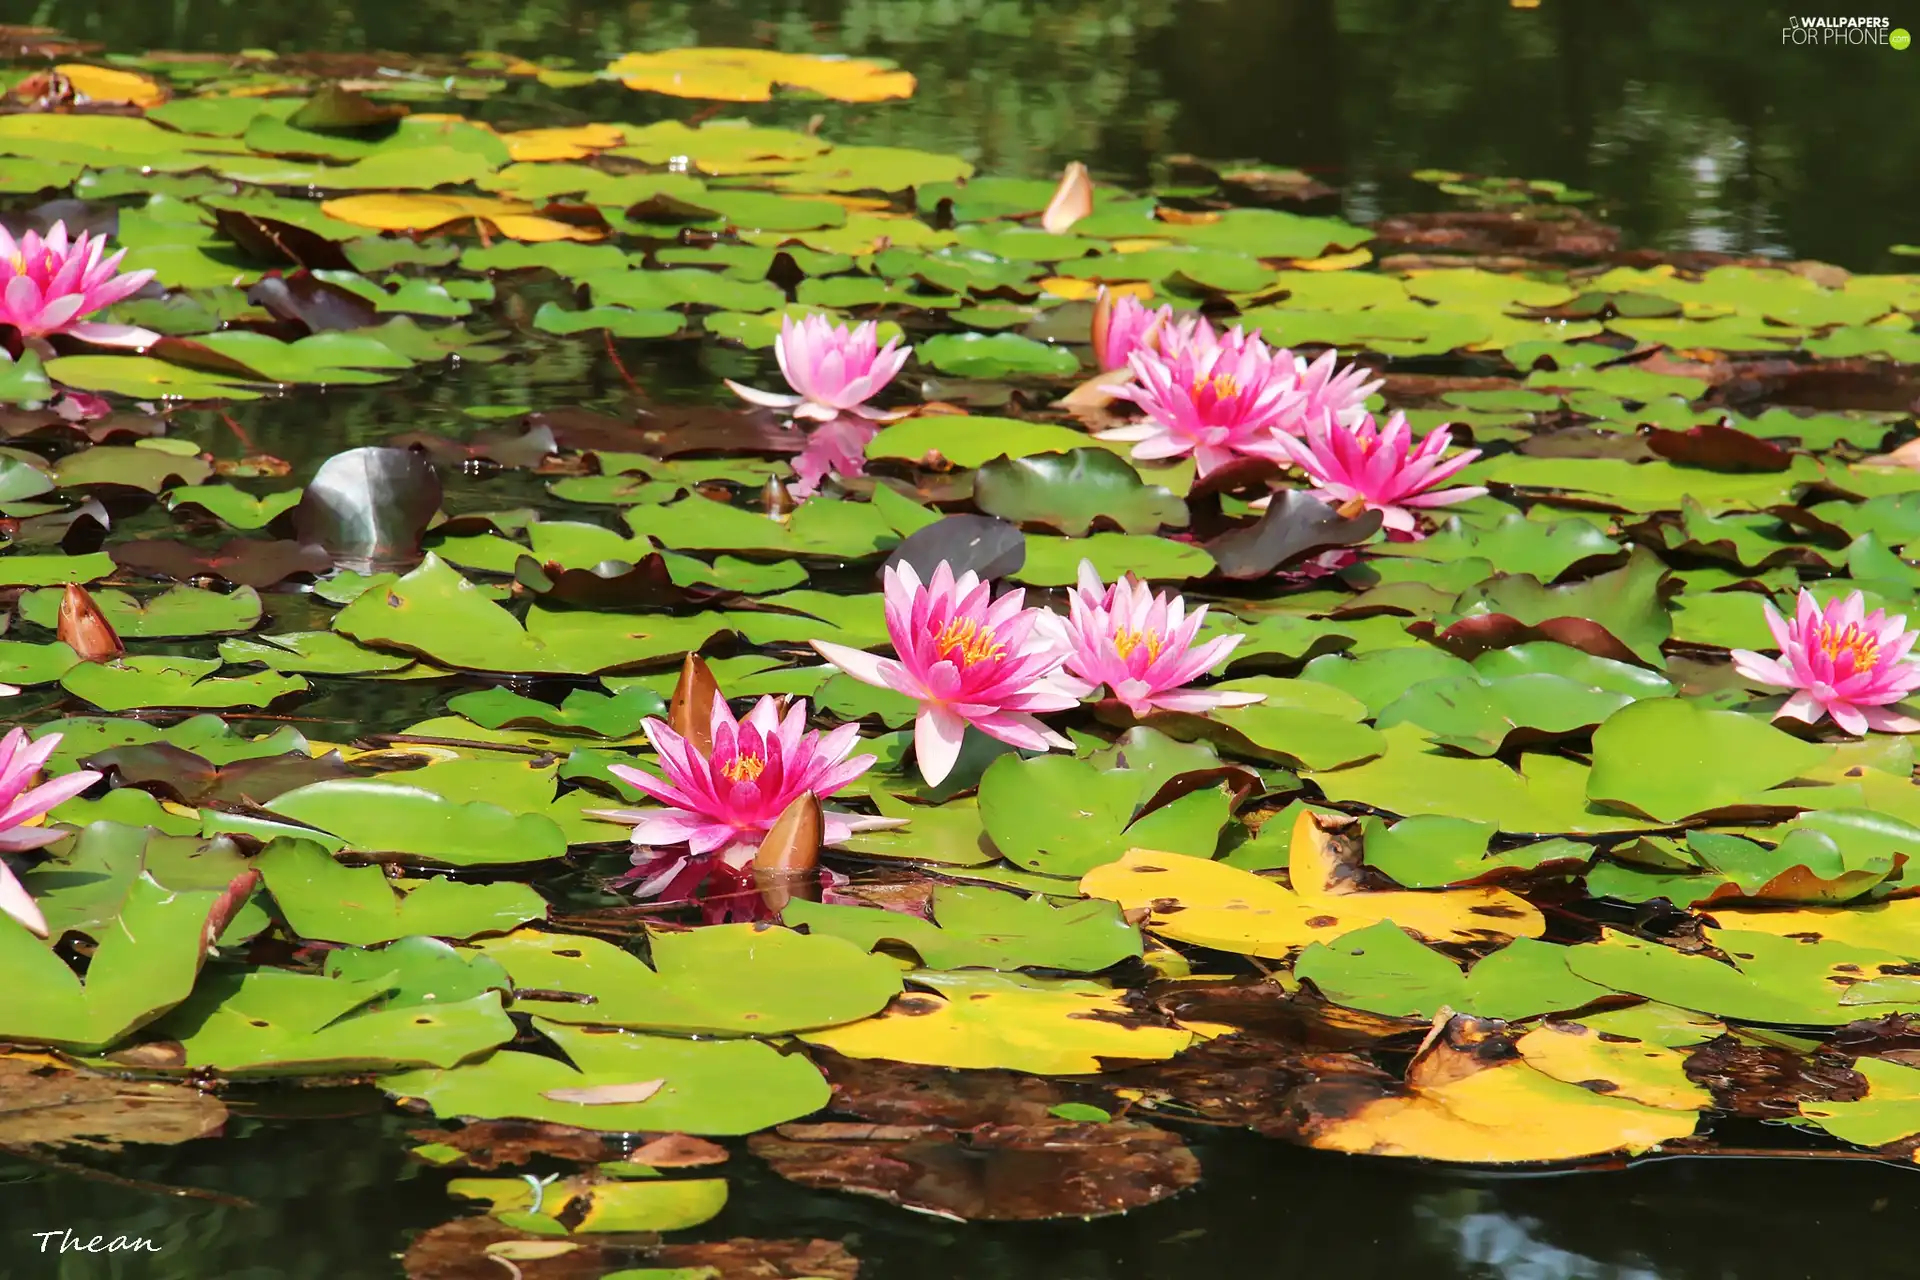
[
  {"xmin": 110, "ymin": 537, "xmax": 333, "ymax": 587},
  {"xmin": 885, "ymin": 514, "xmax": 1025, "ymax": 584},
  {"xmin": 1204, "ymin": 489, "xmax": 1382, "ymax": 579},
  {"xmin": 85, "ymin": 743, "xmax": 353, "ymax": 806},
  {"xmin": 1644, "ymin": 422, "xmax": 1794, "ymax": 473},
  {"xmin": 391, "ymin": 425, "xmax": 558, "ymax": 470},
  {"xmin": 246, "ymin": 270, "xmax": 378, "ymax": 331}
]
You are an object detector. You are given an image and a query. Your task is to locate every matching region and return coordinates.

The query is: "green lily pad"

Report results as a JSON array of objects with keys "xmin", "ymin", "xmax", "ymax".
[
  {"xmin": 1565, "ymin": 927, "xmax": 1920, "ymax": 1025},
  {"xmin": 61, "ymin": 656, "xmax": 308, "ymax": 712},
  {"xmin": 977, "ymin": 753, "xmax": 1228, "ymax": 875},
  {"xmin": 263, "ymin": 780, "xmax": 569, "ymax": 867},
  {"xmin": 468, "ymin": 925, "xmax": 903, "ymax": 1035},
  {"xmin": 972, "ymin": 449, "xmax": 1187, "ymax": 536},
  {"xmin": 1587, "ymin": 698, "xmax": 1832, "ymax": 822},
  {"xmin": 167, "ymin": 485, "xmax": 304, "ymax": 529},
  {"xmin": 447, "ymin": 686, "xmax": 665, "ymax": 738},
  {"xmin": 0, "ymin": 639, "xmax": 78, "ymax": 686},
  {"xmin": 0, "ymin": 874, "xmax": 223, "ymax": 1051},
  {"xmin": 914, "ymin": 332, "xmax": 1080, "ymax": 379},
  {"xmin": 256, "ymin": 838, "xmax": 549, "ymax": 945},
  {"xmin": 218, "ymin": 631, "xmax": 417, "ymax": 675},
  {"xmin": 154, "ymin": 964, "xmax": 515, "ymax": 1075},
  {"xmin": 19, "ymin": 585, "xmax": 263, "ymax": 637},
  {"xmin": 783, "ymin": 883, "xmax": 1142, "ymax": 972},
  {"xmin": 868, "ymin": 416, "xmax": 1112, "ymax": 468},
  {"xmin": 383, "ymin": 1018, "xmax": 830, "ymax": 1136},
  {"xmin": 1296, "ymin": 922, "xmax": 1611, "ymax": 1020}
]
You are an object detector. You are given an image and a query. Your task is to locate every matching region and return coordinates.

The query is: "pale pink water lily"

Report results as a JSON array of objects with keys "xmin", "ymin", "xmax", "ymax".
[
  {"xmin": 789, "ymin": 415, "xmax": 879, "ymax": 499},
  {"xmin": 1731, "ymin": 590, "xmax": 1920, "ymax": 735},
  {"xmin": 587, "ymin": 693, "xmax": 897, "ymax": 897},
  {"xmin": 724, "ymin": 314, "xmax": 910, "ymax": 423},
  {"xmin": 1273, "ymin": 410, "xmax": 1486, "ymax": 533},
  {"xmin": 812, "ymin": 561, "xmax": 1078, "ymax": 786},
  {"xmin": 1052, "ymin": 561, "xmax": 1266, "ymax": 717},
  {"xmin": 0, "ymin": 221, "xmax": 156, "ymax": 353},
  {"xmin": 1098, "ymin": 332, "xmax": 1304, "ymax": 476},
  {"xmin": 1, "ymin": 729, "xmax": 103, "ymax": 936}
]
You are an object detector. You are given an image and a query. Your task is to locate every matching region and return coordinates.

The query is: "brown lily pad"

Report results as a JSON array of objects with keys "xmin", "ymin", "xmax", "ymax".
[
  {"xmin": 1682, "ymin": 1034, "xmax": 1866, "ymax": 1118},
  {"xmin": 749, "ymin": 1118, "xmax": 1200, "ymax": 1221},
  {"xmin": 407, "ymin": 1119, "xmax": 627, "ymax": 1170},
  {"xmin": 1104, "ymin": 1033, "xmax": 1395, "ymax": 1134},
  {"xmin": 0, "ymin": 1055, "xmax": 227, "ymax": 1152},
  {"xmin": 403, "ymin": 1216, "xmax": 857, "ymax": 1280},
  {"xmin": 817, "ymin": 1049, "xmax": 1097, "ymax": 1127}
]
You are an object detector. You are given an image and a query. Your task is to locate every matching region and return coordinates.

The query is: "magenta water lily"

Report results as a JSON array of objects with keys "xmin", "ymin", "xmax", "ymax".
[
  {"xmin": 588, "ymin": 693, "xmax": 896, "ymax": 896},
  {"xmin": 0, "ymin": 221, "xmax": 155, "ymax": 354},
  {"xmin": 1098, "ymin": 330, "xmax": 1304, "ymax": 475},
  {"xmin": 1731, "ymin": 590, "xmax": 1920, "ymax": 735},
  {"xmin": 813, "ymin": 561, "xmax": 1078, "ymax": 786},
  {"xmin": 1275, "ymin": 410, "xmax": 1487, "ymax": 533},
  {"xmin": 1054, "ymin": 561, "xmax": 1265, "ymax": 717},
  {"xmin": 0, "ymin": 730, "xmax": 102, "ymax": 937},
  {"xmin": 725, "ymin": 314, "xmax": 911, "ymax": 422}
]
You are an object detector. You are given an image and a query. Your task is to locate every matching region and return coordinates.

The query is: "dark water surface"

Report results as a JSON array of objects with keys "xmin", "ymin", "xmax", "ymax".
[{"xmin": 6, "ymin": 1, "xmax": 1919, "ymax": 1276}]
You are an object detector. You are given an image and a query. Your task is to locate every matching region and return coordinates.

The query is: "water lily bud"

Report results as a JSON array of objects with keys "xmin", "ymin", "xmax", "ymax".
[
  {"xmin": 1089, "ymin": 286, "xmax": 1117, "ymax": 374},
  {"xmin": 56, "ymin": 583, "xmax": 123, "ymax": 662},
  {"xmin": 763, "ymin": 475, "xmax": 796, "ymax": 518},
  {"xmin": 756, "ymin": 790, "xmax": 823, "ymax": 914},
  {"xmin": 668, "ymin": 653, "xmax": 720, "ymax": 757},
  {"xmin": 1042, "ymin": 161, "xmax": 1094, "ymax": 235}
]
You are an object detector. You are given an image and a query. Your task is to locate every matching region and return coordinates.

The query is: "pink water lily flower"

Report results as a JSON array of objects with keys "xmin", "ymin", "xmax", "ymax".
[
  {"xmin": 1274, "ymin": 411, "xmax": 1486, "ymax": 533},
  {"xmin": 1276, "ymin": 347, "xmax": 1384, "ymax": 436},
  {"xmin": 0, "ymin": 221, "xmax": 156, "ymax": 353},
  {"xmin": 1, "ymin": 729, "xmax": 103, "ymax": 936},
  {"xmin": 724, "ymin": 314, "xmax": 910, "ymax": 423},
  {"xmin": 812, "ymin": 561, "xmax": 1078, "ymax": 785},
  {"xmin": 1732, "ymin": 590, "xmax": 1920, "ymax": 735},
  {"xmin": 587, "ymin": 693, "xmax": 897, "ymax": 896},
  {"xmin": 1097, "ymin": 332, "xmax": 1303, "ymax": 476},
  {"xmin": 1054, "ymin": 561, "xmax": 1266, "ymax": 717},
  {"xmin": 1091, "ymin": 289, "xmax": 1209, "ymax": 372}
]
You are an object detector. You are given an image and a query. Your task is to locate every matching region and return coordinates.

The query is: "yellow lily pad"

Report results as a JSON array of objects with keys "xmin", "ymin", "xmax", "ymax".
[
  {"xmin": 1078, "ymin": 814, "xmax": 1544, "ymax": 958},
  {"xmin": 320, "ymin": 193, "xmax": 604, "ymax": 242},
  {"xmin": 798, "ymin": 972, "xmax": 1191, "ymax": 1074},
  {"xmin": 1515, "ymin": 1021, "xmax": 1715, "ymax": 1110},
  {"xmin": 607, "ymin": 48, "xmax": 914, "ymax": 103},
  {"xmin": 1298, "ymin": 1018, "xmax": 1698, "ymax": 1164}
]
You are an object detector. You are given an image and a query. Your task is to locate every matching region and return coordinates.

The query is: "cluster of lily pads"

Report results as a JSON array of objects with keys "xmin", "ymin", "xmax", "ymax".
[{"xmin": 8, "ymin": 25, "xmax": 1920, "ymax": 1276}]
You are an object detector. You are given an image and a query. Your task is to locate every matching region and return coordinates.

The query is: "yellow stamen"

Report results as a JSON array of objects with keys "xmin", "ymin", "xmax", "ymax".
[
  {"xmin": 1193, "ymin": 372, "xmax": 1238, "ymax": 400},
  {"xmin": 934, "ymin": 617, "xmax": 1008, "ymax": 668},
  {"xmin": 720, "ymin": 753, "xmax": 766, "ymax": 783},
  {"xmin": 1815, "ymin": 621, "xmax": 1879, "ymax": 670},
  {"xmin": 1113, "ymin": 627, "xmax": 1165, "ymax": 662}
]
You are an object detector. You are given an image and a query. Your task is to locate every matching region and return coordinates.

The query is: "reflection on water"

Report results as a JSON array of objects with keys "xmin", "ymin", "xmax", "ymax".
[
  {"xmin": 24, "ymin": 0, "xmax": 1920, "ymax": 268},
  {"xmin": 1420, "ymin": 1190, "xmax": 1661, "ymax": 1280}
]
